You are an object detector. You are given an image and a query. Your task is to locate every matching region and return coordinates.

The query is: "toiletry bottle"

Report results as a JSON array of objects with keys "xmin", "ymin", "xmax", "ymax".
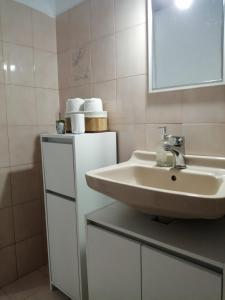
[{"xmin": 156, "ymin": 127, "xmax": 172, "ymax": 167}]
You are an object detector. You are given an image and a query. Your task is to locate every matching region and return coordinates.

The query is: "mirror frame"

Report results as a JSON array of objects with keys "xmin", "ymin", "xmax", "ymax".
[{"xmin": 147, "ymin": 0, "xmax": 225, "ymax": 93}]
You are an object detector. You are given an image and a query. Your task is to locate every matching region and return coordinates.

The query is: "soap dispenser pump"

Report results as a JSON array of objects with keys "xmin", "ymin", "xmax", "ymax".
[{"xmin": 156, "ymin": 126, "xmax": 172, "ymax": 167}]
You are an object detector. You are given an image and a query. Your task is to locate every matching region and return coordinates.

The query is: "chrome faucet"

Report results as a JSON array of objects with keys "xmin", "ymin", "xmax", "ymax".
[{"xmin": 164, "ymin": 135, "xmax": 186, "ymax": 169}]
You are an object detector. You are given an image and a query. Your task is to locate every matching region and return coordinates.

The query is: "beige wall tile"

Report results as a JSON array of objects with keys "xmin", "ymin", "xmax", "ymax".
[
  {"xmin": 4, "ymin": 43, "xmax": 34, "ymax": 86},
  {"xmin": 34, "ymin": 49, "xmax": 58, "ymax": 89},
  {"xmin": 70, "ymin": 84, "xmax": 91, "ymax": 99},
  {"xmin": 16, "ymin": 235, "xmax": 44, "ymax": 277},
  {"xmin": 91, "ymin": 35, "xmax": 116, "ymax": 83},
  {"xmin": 146, "ymin": 124, "xmax": 182, "ymax": 152},
  {"xmin": 0, "ymin": 126, "xmax": 9, "ymax": 168},
  {"xmin": 14, "ymin": 201, "xmax": 42, "ymax": 242},
  {"xmin": 57, "ymin": 50, "xmax": 72, "ymax": 89},
  {"xmin": 91, "ymin": 0, "xmax": 115, "ymax": 40},
  {"xmin": 111, "ymin": 124, "xmax": 146, "ymax": 162},
  {"xmin": 146, "ymin": 90, "xmax": 182, "ymax": 124},
  {"xmin": 71, "ymin": 44, "xmax": 91, "ymax": 86},
  {"xmin": 56, "ymin": 11, "xmax": 70, "ymax": 53},
  {"xmin": 69, "ymin": 1, "xmax": 91, "ymax": 49},
  {"xmin": 0, "ymin": 0, "xmax": 60, "ymax": 286},
  {"xmin": 0, "ymin": 246, "xmax": 17, "ymax": 287},
  {"xmin": 182, "ymin": 86, "xmax": 225, "ymax": 123},
  {"xmin": 11, "ymin": 164, "xmax": 41, "ymax": 205},
  {"xmin": 6, "ymin": 85, "xmax": 36, "ymax": 126},
  {"xmin": 0, "ymin": 168, "xmax": 12, "ymax": 209},
  {"xmin": 0, "ymin": 84, "xmax": 7, "ymax": 125},
  {"xmin": 116, "ymin": 24, "xmax": 147, "ymax": 78},
  {"xmin": 1, "ymin": 0, "xmax": 32, "ymax": 46},
  {"xmin": 115, "ymin": 0, "xmax": 146, "ymax": 31},
  {"xmin": 32, "ymin": 10, "xmax": 56, "ymax": 53},
  {"xmin": 36, "ymin": 88, "xmax": 59, "ymax": 125},
  {"xmin": 8, "ymin": 126, "xmax": 39, "ymax": 166},
  {"xmin": 2, "ymin": 271, "xmax": 46, "ymax": 300},
  {"xmin": 0, "ymin": 208, "xmax": 14, "ymax": 248},
  {"xmin": 37, "ymin": 125, "xmax": 56, "ymax": 136},
  {"xmin": 59, "ymin": 88, "xmax": 72, "ymax": 116},
  {"xmin": 115, "ymin": 75, "xmax": 147, "ymax": 124},
  {"xmin": 92, "ymin": 80, "xmax": 116, "ymax": 102},
  {"xmin": 92, "ymin": 80, "xmax": 116, "ymax": 114},
  {"xmin": 182, "ymin": 124, "xmax": 225, "ymax": 156},
  {"xmin": 0, "ymin": 41, "xmax": 5, "ymax": 83}
]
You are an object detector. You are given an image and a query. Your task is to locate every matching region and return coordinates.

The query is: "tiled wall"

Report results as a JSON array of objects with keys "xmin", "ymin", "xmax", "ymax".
[
  {"xmin": 0, "ymin": 0, "xmax": 222, "ymax": 288},
  {"xmin": 0, "ymin": 0, "xmax": 59, "ymax": 287},
  {"xmin": 57, "ymin": 0, "xmax": 225, "ymax": 162}
]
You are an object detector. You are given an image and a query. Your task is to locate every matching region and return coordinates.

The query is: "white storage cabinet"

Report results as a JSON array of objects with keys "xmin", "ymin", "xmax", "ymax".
[{"xmin": 41, "ymin": 133, "xmax": 116, "ymax": 300}]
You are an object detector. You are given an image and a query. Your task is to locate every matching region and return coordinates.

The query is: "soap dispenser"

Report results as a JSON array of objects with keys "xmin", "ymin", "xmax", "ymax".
[{"xmin": 156, "ymin": 126, "xmax": 172, "ymax": 167}]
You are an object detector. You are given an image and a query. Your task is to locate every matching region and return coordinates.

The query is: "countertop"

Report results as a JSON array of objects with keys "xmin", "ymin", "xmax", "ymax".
[{"xmin": 87, "ymin": 202, "xmax": 225, "ymax": 271}]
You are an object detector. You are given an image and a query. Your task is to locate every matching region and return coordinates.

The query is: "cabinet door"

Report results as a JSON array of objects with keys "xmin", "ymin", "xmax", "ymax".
[
  {"xmin": 42, "ymin": 141, "xmax": 75, "ymax": 198},
  {"xmin": 142, "ymin": 245, "xmax": 222, "ymax": 300},
  {"xmin": 87, "ymin": 225, "xmax": 141, "ymax": 300},
  {"xmin": 46, "ymin": 193, "xmax": 80, "ymax": 300}
]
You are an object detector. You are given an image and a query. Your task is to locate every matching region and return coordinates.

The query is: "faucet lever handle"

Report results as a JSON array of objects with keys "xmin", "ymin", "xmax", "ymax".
[{"xmin": 167, "ymin": 136, "xmax": 184, "ymax": 147}]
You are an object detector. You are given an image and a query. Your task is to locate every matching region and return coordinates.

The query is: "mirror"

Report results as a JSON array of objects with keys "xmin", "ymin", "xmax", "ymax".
[{"xmin": 148, "ymin": 0, "xmax": 225, "ymax": 92}]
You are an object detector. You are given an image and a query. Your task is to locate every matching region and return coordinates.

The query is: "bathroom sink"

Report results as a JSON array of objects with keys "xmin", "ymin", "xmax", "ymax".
[{"xmin": 86, "ymin": 151, "xmax": 225, "ymax": 219}]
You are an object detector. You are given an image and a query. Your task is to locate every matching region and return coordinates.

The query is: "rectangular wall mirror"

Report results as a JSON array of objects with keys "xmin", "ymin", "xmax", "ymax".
[{"xmin": 148, "ymin": 0, "xmax": 225, "ymax": 92}]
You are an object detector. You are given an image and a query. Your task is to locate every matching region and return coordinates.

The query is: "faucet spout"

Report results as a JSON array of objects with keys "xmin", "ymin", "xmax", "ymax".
[
  {"xmin": 164, "ymin": 144, "xmax": 186, "ymax": 169},
  {"xmin": 156, "ymin": 128, "xmax": 186, "ymax": 169},
  {"xmin": 163, "ymin": 135, "xmax": 186, "ymax": 169}
]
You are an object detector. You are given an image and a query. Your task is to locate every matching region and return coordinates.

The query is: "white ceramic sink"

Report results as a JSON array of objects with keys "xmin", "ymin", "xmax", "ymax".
[{"xmin": 86, "ymin": 151, "xmax": 225, "ymax": 219}]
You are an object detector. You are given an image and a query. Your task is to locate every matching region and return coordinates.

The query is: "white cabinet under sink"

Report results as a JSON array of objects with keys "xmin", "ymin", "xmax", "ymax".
[
  {"xmin": 142, "ymin": 245, "xmax": 222, "ymax": 300},
  {"xmin": 87, "ymin": 225, "xmax": 141, "ymax": 300},
  {"xmin": 41, "ymin": 133, "xmax": 116, "ymax": 300},
  {"xmin": 86, "ymin": 203, "xmax": 225, "ymax": 300}
]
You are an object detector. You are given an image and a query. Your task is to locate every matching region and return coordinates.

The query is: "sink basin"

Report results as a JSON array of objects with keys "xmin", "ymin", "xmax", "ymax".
[{"xmin": 86, "ymin": 151, "xmax": 225, "ymax": 219}]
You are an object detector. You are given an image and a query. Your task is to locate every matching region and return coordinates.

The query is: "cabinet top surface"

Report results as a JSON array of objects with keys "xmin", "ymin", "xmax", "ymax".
[
  {"xmin": 87, "ymin": 203, "xmax": 225, "ymax": 270},
  {"xmin": 41, "ymin": 132, "xmax": 116, "ymax": 139}
]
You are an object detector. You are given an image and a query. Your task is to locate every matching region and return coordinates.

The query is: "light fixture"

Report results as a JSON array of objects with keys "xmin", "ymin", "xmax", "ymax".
[
  {"xmin": 10, "ymin": 64, "xmax": 16, "ymax": 72},
  {"xmin": 3, "ymin": 63, "xmax": 7, "ymax": 71},
  {"xmin": 174, "ymin": 0, "xmax": 193, "ymax": 10}
]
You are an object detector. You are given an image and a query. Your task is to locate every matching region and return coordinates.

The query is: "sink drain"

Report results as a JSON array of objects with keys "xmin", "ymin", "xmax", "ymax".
[{"xmin": 171, "ymin": 175, "xmax": 177, "ymax": 181}]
